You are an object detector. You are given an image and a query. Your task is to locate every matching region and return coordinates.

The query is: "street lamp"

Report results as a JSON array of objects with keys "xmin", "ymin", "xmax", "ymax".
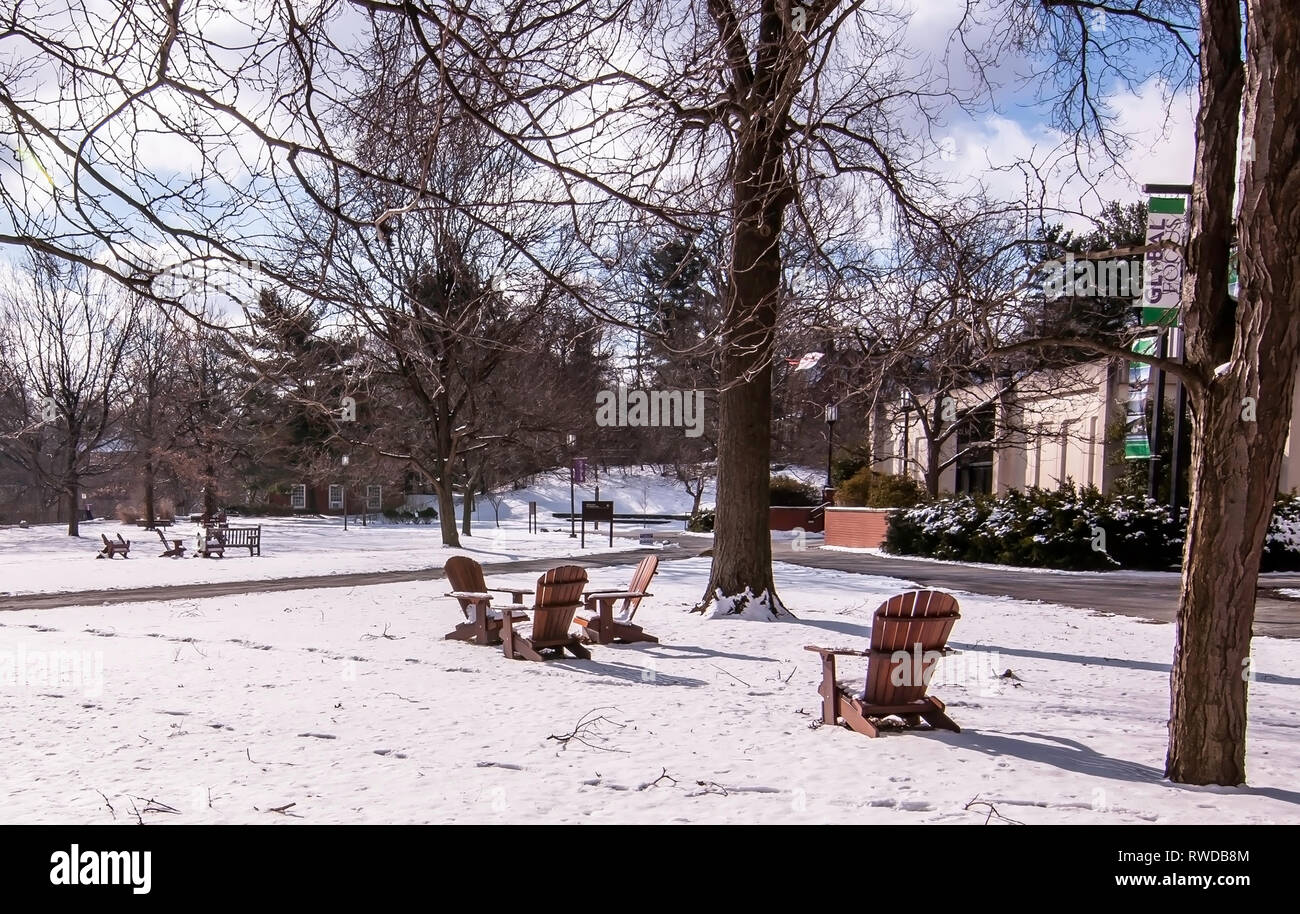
[
  {"xmin": 567, "ymin": 434, "xmax": 577, "ymax": 538},
  {"xmin": 900, "ymin": 390, "xmax": 913, "ymax": 476},
  {"xmin": 824, "ymin": 404, "xmax": 838, "ymax": 488},
  {"xmin": 341, "ymin": 454, "xmax": 349, "ymax": 531}
]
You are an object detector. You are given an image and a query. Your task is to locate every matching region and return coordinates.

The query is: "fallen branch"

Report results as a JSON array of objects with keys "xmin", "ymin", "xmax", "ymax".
[
  {"xmin": 361, "ymin": 623, "xmax": 401, "ymax": 641},
  {"xmin": 97, "ymin": 790, "xmax": 116, "ymax": 820},
  {"xmin": 129, "ymin": 796, "xmax": 180, "ymax": 816},
  {"xmin": 710, "ymin": 665, "xmax": 751, "ymax": 687},
  {"xmin": 638, "ymin": 767, "xmax": 678, "ymax": 790},
  {"xmin": 546, "ymin": 707, "xmax": 627, "ymax": 752},
  {"xmin": 964, "ymin": 794, "xmax": 1025, "ymax": 825}
]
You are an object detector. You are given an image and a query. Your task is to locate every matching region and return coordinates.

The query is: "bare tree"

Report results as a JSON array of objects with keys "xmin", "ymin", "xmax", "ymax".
[
  {"xmin": 979, "ymin": 0, "xmax": 1300, "ymax": 786},
  {"xmin": 0, "ymin": 258, "xmax": 138, "ymax": 535}
]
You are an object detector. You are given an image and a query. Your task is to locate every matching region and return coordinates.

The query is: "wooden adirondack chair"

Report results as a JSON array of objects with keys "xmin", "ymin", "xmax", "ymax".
[
  {"xmin": 443, "ymin": 556, "xmax": 533, "ymax": 645},
  {"xmin": 501, "ymin": 565, "xmax": 591, "ymax": 661},
  {"xmin": 577, "ymin": 555, "xmax": 660, "ymax": 644},
  {"xmin": 97, "ymin": 533, "xmax": 130, "ymax": 559},
  {"xmin": 805, "ymin": 590, "xmax": 961, "ymax": 738},
  {"xmin": 157, "ymin": 529, "xmax": 187, "ymax": 558}
]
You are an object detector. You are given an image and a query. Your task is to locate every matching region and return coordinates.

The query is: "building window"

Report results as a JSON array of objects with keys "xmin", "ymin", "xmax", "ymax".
[
  {"xmin": 955, "ymin": 404, "xmax": 995, "ymax": 496},
  {"xmin": 366, "ymin": 485, "xmax": 382, "ymax": 511},
  {"xmin": 290, "ymin": 484, "xmax": 307, "ymax": 510},
  {"xmin": 328, "ymin": 485, "xmax": 344, "ymax": 510}
]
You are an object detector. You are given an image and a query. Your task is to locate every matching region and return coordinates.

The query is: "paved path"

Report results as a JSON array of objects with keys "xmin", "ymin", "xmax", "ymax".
[
  {"xmin": 764, "ymin": 540, "xmax": 1300, "ymax": 639},
  {"xmin": 5, "ymin": 532, "xmax": 1298, "ymax": 638},
  {"xmin": 0, "ymin": 549, "xmax": 669, "ymax": 612}
]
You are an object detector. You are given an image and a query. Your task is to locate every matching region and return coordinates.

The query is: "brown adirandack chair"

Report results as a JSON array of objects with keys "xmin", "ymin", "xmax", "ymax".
[
  {"xmin": 501, "ymin": 564, "xmax": 591, "ymax": 662},
  {"xmin": 805, "ymin": 590, "xmax": 961, "ymax": 738},
  {"xmin": 443, "ymin": 555, "xmax": 534, "ymax": 646},
  {"xmin": 576, "ymin": 554, "xmax": 660, "ymax": 645}
]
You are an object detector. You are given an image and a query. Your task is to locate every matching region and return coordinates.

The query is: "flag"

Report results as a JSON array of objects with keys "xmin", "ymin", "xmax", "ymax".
[
  {"xmin": 1125, "ymin": 337, "xmax": 1157, "ymax": 460},
  {"xmin": 1141, "ymin": 196, "xmax": 1187, "ymax": 326},
  {"xmin": 787, "ymin": 351, "xmax": 824, "ymax": 371}
]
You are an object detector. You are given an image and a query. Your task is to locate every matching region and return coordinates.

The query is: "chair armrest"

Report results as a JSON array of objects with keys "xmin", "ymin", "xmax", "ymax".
[
  {"xmin": 584, "ymin": 590, "xmax": 643, "ymax": 602},
  {"xmin": 488, "ymin": 587, "xmax": 533, "ymax": 598},
  {"xmin": 448, "ymin": 591, "xmax": 492, "ymax": 601},
  {"xmin": 803, "ymin": 645, "xmax": 871, "ymax": 657}
]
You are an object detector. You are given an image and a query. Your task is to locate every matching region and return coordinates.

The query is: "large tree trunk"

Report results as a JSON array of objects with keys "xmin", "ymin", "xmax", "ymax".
[
  {"xmin": 701, "ymin": 124, "xmax": 791, "ymax": 616},
  {"xmin": 461, "ymin": 470, "xmax": 478, "ymax": 536},
  {"xmin": 1167, "ymin": 0, "xmax": 1300, "ymax": 784},
  {"xmin": 143, "ymin": 459, "xmax": 156, "ymax": 527},
  {"xmin": 434, "ymin": 471, "xmax": 461, "ymax": 547},
  {"xmin": 65, "ymin": 480, "xmax": 80, "ymax": 537},
  {"xmin": 203, "ymin": 462, "xmax": 218, "ymax": 515}
]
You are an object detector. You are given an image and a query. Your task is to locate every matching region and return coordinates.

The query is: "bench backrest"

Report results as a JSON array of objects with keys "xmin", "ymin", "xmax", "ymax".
[
  {"xmin": 620, "ymin": 555, "xmax": 659, "ymax": 619},
  {"xmin": 445, "ymin": 556, "xmax": 487, "ymax": 593},
  {"xmin": 864, "ymin": 590, "xmax": 960, "ymax": 705},
  {"xmin": 531, "ymin": 565, "xmax": 588, "ymax": 643},
  {"xmin": 444, "ymin": 556, "xmax": 489, "ymax": 617}
]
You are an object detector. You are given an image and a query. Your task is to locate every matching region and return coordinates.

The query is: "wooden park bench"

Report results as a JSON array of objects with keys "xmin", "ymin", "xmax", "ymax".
[
  {"xmin": 805, "ymin": 590, "xmax": 962, "ymax": 738},
  {"xmin": 97, "ymin": 533, "xmax": 131, "ymax": 559},
  {"xmin": 577, "ymin": 554, "xmax": 660, "ymax": 645},
  {"xmin": 135, "ymin": 519, "xmax": 173, "ymax": 530},
  {"xmin": 157, "ymin": 529, "xmax": 186, "ymax": 558},
  {"xmin": 220, "ymin": 524, "xmax": 261, "ymax": 556}
]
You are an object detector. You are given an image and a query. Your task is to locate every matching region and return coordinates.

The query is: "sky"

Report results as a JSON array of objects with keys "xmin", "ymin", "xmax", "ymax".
[
  {"xmin": 898, "ymin": 0, "xmax": 1197, "ymax": 221},
  {"xmin": 0, "ymin": 0, "xmax": 1203, "ymax": 288}
]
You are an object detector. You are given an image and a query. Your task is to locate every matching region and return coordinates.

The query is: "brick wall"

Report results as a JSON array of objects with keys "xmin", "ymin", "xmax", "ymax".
[
  {"xmin": 824, "ymin": 508, "xmax": 893, "ymax": 548},
  {"xmin": 769, "ymin": 506, "xmax": 821, "ymax": 532}
]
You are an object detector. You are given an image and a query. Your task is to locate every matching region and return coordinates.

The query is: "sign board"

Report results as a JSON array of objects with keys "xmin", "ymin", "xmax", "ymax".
[
  {"xmin": 1141, "ymin": 196, "xmax": 1188, "ymax": 326},
  {"xmin": 1125, "ymin": 337, "xmax": 1157, "ymax": 459},
  {"xmin": 580, "ymin": 500, "xmax": 613, "ymax": 547},
  {"xmin": 639, "ymin": 532, "xmax": 654, "ymax": 546}
]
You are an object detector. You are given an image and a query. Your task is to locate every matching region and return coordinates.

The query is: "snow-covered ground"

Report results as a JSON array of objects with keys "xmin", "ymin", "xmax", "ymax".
[
  {"xmin": 2, "ymin": 558, "xmax": 1295, "ymax": 824},
  {"xmin": 0, "ymin": 467, "xmax": 719, "ymax": 596}
]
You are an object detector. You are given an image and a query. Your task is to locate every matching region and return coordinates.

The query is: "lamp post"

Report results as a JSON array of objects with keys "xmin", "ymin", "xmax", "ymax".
[
  {"xmin": 900, "ymin": 390, "xmax": 913, "ymax": 477},
  {"xmin": 341, "ymin": 454, "xmax": 349, "ymax": 532},
  {"xmin": 824, "ymin": 404, "xmax": 838, "ymax": 488},
  {"xmin": 567, "ymin": 434, "xmax": 577, "ymax": 538}
]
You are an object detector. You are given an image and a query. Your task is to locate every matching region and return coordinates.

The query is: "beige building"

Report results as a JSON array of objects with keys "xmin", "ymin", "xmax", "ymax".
[{"xmin": 873, "ymin": 360, "xmax": 1142, "ymax": 496}]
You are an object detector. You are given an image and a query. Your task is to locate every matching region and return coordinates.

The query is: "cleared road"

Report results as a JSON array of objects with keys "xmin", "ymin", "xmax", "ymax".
[{"xmin": 4, "ymin": 533, "xmax": 1297, "ymax": 639}]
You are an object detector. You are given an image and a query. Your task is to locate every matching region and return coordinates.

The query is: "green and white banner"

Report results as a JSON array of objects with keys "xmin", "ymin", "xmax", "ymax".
[
  {"xmin": 1141, "ymin": 196, "xmax": 1187, "ymax": 326},
  {"xmin": 1125, "ymin": 337, "xmax": 1157, "ymax": 460}
]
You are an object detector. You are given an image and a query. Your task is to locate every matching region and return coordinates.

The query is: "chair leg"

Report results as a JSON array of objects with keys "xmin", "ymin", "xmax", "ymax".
[
  {"xmin": 817, "ymin": 653, "xmax": 839, "ymax": 725},
  {"xmin": 505, "ymin": 633, "xmax": 545, "ymax": 662},
  {"xmin": 610, "ymin": 622, "xmax": 657, "ymax": 644},
  {"xmin": 566, "ymin": 640, "xmax": 591, "ymax": 660},
  {"xmin": 837, "ymin": 695, "xmax": 881, "ymax": 738},
  {"xmin": 920, "ymin": 696, "xmax": 960, "ymax": 733},
  {"xmin": 444, "ymin": 622, "xmax": 478, "ymax": 642}
]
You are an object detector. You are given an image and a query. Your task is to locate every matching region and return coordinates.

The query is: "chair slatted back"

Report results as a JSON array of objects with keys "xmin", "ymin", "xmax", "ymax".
[
  {"xmin": 864, "ymin": 591, "xmax": 960, "ymax": 705},
  {"xmin": 619, "ymin": 555, "xmax": 659, "ymax": 620},
  {"xmin": 444, "ymin": 556, "xmax": 489, "ymax": 618},
  {"xmin": 531, "ymin": 565, "xmax": 588, "ymax": 643}
]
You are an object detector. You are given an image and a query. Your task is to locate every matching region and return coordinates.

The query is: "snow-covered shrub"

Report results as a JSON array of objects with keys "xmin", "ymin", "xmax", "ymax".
[
  {"xmin": 1263, "ymin": 493, "xmax": 1300, "ymax": 571},
  {"xmin": 687, "ymin": 509, "xmax": 715, "ymax": 533},
  {"xmin": 884, "ymin": 484, "xmax": 1186, "ymax": 570}
]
